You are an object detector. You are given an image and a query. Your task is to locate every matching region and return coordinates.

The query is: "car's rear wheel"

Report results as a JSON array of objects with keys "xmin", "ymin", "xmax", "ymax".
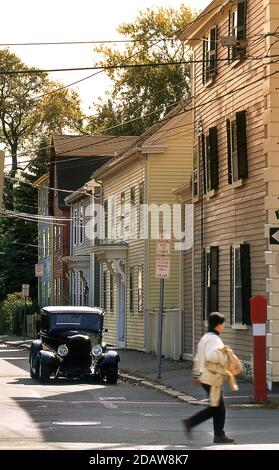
[
  {"xmin": 38, "ymin": 360, "xmax": 51, "ymax": 383},
  {"xmin": 105, "ymin": 364, "xmax": 118, "ymax": 384}
]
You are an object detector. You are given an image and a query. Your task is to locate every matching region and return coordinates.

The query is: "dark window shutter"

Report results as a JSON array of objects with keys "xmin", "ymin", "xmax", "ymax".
[
  {"xmin": 228, "ymin": 12, "xmax": 231, "ymax": 62},
  {"xmin": 209, "ymin": 27, "xmax": 217, "ymax": 77},
  {"xmin": 202, "ymin": 37, "xmax": 206, "ymax": 84},
  {"xmin": 230, "ymin": 246, "xmax": 233, "ymax": 324},
  {"xmin": 237, "ymin": 0, "xmax": 247, "ymax": 57},
  {"xmin": 226, "ymin": 119, "xmax": 232, "ymax": 184},
  {"xmin": 240, "ymin": 243, "xmax": 251, "ymax": 325},
  {"xmin": 209, "ymin": 246, "xmax": 219, "ymax": 313},
  {"xmin": 201, "ymin": 133, "xmax": 206, "ymax": 194},
  {"xmin": 209, "ymin": 126, "xmax": 219, "ymax": 190},
  {"xmin": 236, "ymin": 110, "xmax": 248, "ymax": 179}
]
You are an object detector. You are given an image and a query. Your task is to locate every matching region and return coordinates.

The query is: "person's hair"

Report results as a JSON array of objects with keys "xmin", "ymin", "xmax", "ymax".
[{"xmin": 208, "ymin": 312, "xmax": 225, "ymax": 331}]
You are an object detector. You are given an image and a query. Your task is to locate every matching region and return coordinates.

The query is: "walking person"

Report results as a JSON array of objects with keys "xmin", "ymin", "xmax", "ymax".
[{"xmin": 183, "ymin": 312, "xmax": 235, "ymax": 444}]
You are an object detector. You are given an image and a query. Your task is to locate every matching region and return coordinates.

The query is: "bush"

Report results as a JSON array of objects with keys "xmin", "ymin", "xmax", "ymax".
[{"xmin": 0, "ymin": 292, "xmax": 38, "ymax": 335}]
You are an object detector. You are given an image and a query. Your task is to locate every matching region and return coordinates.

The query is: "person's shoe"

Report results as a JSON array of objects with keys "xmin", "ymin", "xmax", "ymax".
[
  {"xmin": 213, "ymin": 435, "xmax": 235, "ymax": 444},
  {"xmin": 182, "ymin": 418, "xmax": 192, "ymax": 438}
]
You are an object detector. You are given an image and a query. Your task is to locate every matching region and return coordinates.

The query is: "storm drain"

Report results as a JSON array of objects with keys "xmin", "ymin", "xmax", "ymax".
[{"xmin": 53, "ymin": 421, "xmax": 101, "ymax": 426}]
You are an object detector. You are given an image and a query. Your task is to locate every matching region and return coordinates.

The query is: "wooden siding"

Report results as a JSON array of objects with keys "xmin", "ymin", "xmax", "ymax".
[
  {"xmin": 101, "ymin": 158, "xmax": 145, "ymax": 350},
  {"xmin": 147, "ymin": 112, "xmax": 193, "ymax": 310},
  {"xmin": 185, "ymin": 0, "xmax": 267, "ymax": 359}
]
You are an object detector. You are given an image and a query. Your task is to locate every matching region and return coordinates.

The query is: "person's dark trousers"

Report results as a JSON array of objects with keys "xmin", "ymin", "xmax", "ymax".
[{"xmin": 188, "ymin": 383, "xmax": 225, "ymax": 437}]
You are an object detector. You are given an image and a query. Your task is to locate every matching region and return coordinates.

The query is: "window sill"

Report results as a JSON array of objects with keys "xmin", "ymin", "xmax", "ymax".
[
  {"xmin": 203, "ymin": 77, "xmax": 215, "ymax": 88},
  {"xmin": 193, "ymin": 195, "xmax": 201, "ymax": 203},
  {"xmin": 231, "ymin": 323, "xmax": 250, "ymax": 330},
  {"xmin": 230, "ymin": 57, "xmax": 245, "ymax": 69},
  {"xmin": 205, "ymin": 189, "xmax": 216, "ymax": 199},
  {"xmin": 231, "ymin": 178, "xmax": 243, "ymax": 189}
]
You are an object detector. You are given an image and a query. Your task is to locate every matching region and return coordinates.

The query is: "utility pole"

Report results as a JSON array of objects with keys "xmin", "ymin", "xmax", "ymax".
[{"xmin": 0, "ymin": 150, "xmax": 5, "ymax": 211}]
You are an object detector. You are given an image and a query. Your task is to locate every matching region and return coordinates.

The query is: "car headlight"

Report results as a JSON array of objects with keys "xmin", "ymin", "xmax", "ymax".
[
  {"xmin": 92, "ymin": 345, "xmax": 102, "ymax": 357},
  {"xmin": 58, "ymin": 344, "xmax": 69, "ymax": 357}
]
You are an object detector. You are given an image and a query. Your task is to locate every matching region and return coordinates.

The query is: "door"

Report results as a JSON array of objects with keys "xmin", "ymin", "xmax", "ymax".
[{"xmin": 117, "ymin": 273, "xmax": 126, "ymax": 347}]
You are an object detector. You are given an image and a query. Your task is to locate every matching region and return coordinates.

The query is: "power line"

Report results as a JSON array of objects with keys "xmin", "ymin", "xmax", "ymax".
[{"xmin": 0, "ymin": 55, "xmax": 274, "ymax": 76}]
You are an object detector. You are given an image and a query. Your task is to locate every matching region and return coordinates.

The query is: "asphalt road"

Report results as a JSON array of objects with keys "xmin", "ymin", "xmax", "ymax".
[{"xmin": 0, "ymin": 344, "xmax": 279, "ymax": 450}]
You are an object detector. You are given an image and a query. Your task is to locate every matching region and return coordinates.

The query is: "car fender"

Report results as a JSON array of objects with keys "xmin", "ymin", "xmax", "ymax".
[
  {"xmin": 38, "ymin": 350, "xmax": 59, "ymax": 365},
  {"xmin": 98, "ymin": 350, "xmax": 120, "ymax": 367},
  {"xmin": 29, "ymin": 340, "xmax": 42, "ymax": 363}
]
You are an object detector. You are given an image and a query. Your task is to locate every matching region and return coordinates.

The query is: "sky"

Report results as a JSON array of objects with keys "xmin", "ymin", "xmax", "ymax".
[{"xmin": 0, "ymin": 0, "xmax": 210, "ymax": 115}]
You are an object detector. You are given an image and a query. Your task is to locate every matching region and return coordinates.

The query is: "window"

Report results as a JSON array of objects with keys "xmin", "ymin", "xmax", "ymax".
[
  {"xmin": 203, "ymin": 246, "xmax": 219, "ymax": 320},
  {"xmin": 42, "ymin": 229, "xmax": 46, "ymax": 257},
  {"xmin": 129, "ymin": 267, "xmax": 134, "ymax": 312},
  {"xmin": 103, "ymin": 272, "xmax": 107, "ymax": 310},
  {"xmin": 110, "ymin": 274, "xmax": 114, "ymax": 311},
  {"xmin": 80, "ymin": 203, "xmax": 85, "ymax": 244},
  {"xmin": 120, "ymin": 192, "xmax": 125, "ymax": 239},
  {"xmin": 109, "ymin": 196, "xmax": 115, "ymax": 241},
  {"xmin": 137, "ymin": 265, "xmax": 143, "ymax": 312},
  {"xmin": 130, "ymin": 187, "xmax": 136, "ymax": 238},
  {"xmin": 204, "ymin": 127, "xmax": 218, "ymax": 193},
  {"xmin": 139, "ymin": 182, "xmax": 145, "ymax": 237},
  {"xmin": 203, "ymin": 27, "xmax": 217, "ymax": 83},
  {"xmin": 47, "ymin": 227, "xmax": 50, "ymax": 256},
  {"xmin": 229, "ymin": 0, "xmax": 247, "ymax": 61},
  {"xmin": 230, "ymin": 243, "xmax": 251, "ymax": 325},
  {"xmin": 104, "ymin": 200, "xmax": 108, "ymax": 241},
  {"xmin": 227, "ymin": 110, "xmax": 248, "ymax": 183},
  {"xmin": 55, "ymin": 225, "xmax": 62, "ymax": 252},
  {"xmin": 73, "ymin": 206, "xmax": 78, "ymax": 246},
  {"xmin": 54, "ymin": 277, "xmax": 61, "ymax": 305}
]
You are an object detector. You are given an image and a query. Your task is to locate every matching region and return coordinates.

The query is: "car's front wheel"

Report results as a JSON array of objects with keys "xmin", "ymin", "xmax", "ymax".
[
  {"xmin": 29, "ymin": 350, "xmax": 39, "ymax": 379},
  {"xmin": 38, "ymin": 360, "xmax": 51, "ymax": 383},
  {"xmin": 105, "ymin": 364, "xmax": 118, "ymax": 384}
]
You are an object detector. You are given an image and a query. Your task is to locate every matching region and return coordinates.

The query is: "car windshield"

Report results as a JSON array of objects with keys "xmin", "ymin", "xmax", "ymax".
[{"xmin": 50, "ymin": 313, "xmax": 101, "ymax": 332}]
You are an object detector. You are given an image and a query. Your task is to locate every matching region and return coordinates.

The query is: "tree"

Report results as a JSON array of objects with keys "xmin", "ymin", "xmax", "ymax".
[
  {"xmin": 0, "ymin": 49, "xmax": 83, "ymax": 180},
  {"xmin": 87, "ymin": 5, "xmax": 197, "ymax": 136},
  {"xmin": 0, "ymin": 140, "xmax": 50, "ymax": 301}
]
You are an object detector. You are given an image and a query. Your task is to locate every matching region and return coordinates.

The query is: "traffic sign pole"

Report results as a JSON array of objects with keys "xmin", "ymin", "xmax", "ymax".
[
  {"xmin": 23, "ymin": 296, "xmax": 27, "ymax": 341},
  {"xmin": 157, "ymin": 278, "xmax": 164, "ymax": 379}
]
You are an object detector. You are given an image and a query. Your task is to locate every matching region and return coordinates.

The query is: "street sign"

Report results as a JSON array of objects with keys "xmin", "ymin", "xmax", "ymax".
[
  {"xmin": 269, "ymin": 227, "xmax": 279, "ymax": 244},
  {"xmin": 22, "ymin": 284, "xmax": 29, "ymax": 298},
  {"xmin": 156, "ymin": 236, "xmax": 170, "ymax": 256},
  {"xmin": 155, "ymin": 255, "xmax": 171, "ymax": 279},
  {"xmin": 35, "ymin": 263, "xmax": 44, "ymax": 277}
]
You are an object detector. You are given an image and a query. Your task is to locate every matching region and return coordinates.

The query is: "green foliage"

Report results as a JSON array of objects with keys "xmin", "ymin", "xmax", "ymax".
[
  {"xmin": 87, "ymin": 5, "xmax": 197, "ymax": 136},
  {"xmin": 0, "ymin": 48, "xmax": 84, "ymax": 177},
  {"xmin": 0, "ymin": 292, "xmax": 37, "ymax": 335},
  {"xmin": 0, "ymin": 140, "xmax": 50, "ymax": 301}
]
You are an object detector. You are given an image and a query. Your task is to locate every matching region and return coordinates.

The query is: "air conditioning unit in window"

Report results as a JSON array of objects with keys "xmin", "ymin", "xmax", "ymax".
[{"xmin": 220, "ymin": 36, "xmax": 237, "ymax": 46}]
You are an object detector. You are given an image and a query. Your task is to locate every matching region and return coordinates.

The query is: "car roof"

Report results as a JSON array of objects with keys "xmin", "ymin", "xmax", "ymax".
[{"xmin": 41, "ymin": 306, "xmax": 103, "ymax": 315}]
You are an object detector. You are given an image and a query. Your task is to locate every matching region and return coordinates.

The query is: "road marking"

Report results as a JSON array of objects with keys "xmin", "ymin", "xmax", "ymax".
[
  {"xmin": 0, "ymin": 357, "xmax": 27, "ymax": 360},
  {"xmin": 101, "ymin": 402, "xmax": 118, "ymax": 409},
  {"xmin": 98, "ymin": 396, "xmax": 126, "ymax": 401},
  {"xmin": 0, "ymin": 349, "xmax": 22, "ymax": 352},
  {"xmin": 53, "ymin": 421, "xmax": 101, "ymax": 426}
]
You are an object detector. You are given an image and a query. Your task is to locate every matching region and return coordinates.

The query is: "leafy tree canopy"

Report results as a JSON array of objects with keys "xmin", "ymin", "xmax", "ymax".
[{"xmin": 86, "ymin": 5, "xmax": 197, "ymax": 136}]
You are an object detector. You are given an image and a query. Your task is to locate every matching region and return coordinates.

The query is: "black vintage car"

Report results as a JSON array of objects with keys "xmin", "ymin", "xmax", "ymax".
[{"xmin": 29, "ymin": 306, "xmax": 120, "ymax": 384}]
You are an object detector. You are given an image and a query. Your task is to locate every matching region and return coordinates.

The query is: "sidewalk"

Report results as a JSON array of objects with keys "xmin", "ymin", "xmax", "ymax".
[{"xmin": 1, "ymin": 335, "xmax": 279, "ymax": 406}]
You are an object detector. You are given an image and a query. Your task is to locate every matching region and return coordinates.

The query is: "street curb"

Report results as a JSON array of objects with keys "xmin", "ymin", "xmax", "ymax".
[{"xmin": 119, "ymin": 371, "xmax": 203, "ymax": 406}]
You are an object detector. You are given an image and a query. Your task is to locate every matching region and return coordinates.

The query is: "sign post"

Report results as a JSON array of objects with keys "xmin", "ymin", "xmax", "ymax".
[
  {"xmin": 155, "ymin": 235, "xmax": 170, "ymax": 379},
  {"xmin": 250, "ymin": 295, "xmax": 268, "ymax": 403},
  {"xmin": 22, "ymin": 284, "xmax": 29, "ymax": 341}
]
